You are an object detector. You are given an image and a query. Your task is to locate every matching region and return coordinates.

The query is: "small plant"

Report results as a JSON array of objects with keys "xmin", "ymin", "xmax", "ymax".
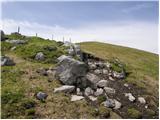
[
  {"xmin": 97, "ymin": 95, "xmax": 106, "ymax": 104},
  {"xmin": 127, "ymin": 108, "xmax": 142, "ymax": 119},
  {"xmin": 26, "ymin": 108, "xmax": 36, "ymax": 115},
  {"xmin": 98, "ymin": 105, "xmax": 110, "ymax": 118}
]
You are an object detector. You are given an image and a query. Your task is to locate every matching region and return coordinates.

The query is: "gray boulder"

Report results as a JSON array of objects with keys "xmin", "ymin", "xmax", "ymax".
[
  {"xmin": 76, "ymin": 88, "xmax": 83, "ymax": 96},
  {"xmin": 55, "ymin": 55, "xmax": 88, "ymax": 87},
  {"xmin": 88, "ymin": 95, "xmax": 97, "ymax": 102},
  {"xmin": 113, "ymin": 71, "xmax": 125, "ymax": 79},
  {"xmin": 88, "ymin": 62, "xmax": 97, "ymax": 70},
  {"xmin": 1, "ymin": 56, "xmax": 15, "ymax": 66},
  {"xmin": 35, "ymin": 52, "xmax": 45, "ymax": 61},
  {"xmin": 36, "ymin": 92, "xmax": 48, "ymax": 100},
  {"xmin": 94, "ymin": 69, "xmax": 102, "ymax": 74},
  {"xmin": 54, "ymin": 85, "xmax": 75, "ymax": 93}
]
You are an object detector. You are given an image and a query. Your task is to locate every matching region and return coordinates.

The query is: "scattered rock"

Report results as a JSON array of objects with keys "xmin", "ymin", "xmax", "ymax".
[
  {"xmin": 88, "ymin": 95, "xmax": 97, "ymax": 102},
  {"xmin": 54, "ymin": 85, "xmax": 75, "ymax": 93},
  {"xmin": 102, "ymin": 69, "xmax": 109, "ymax": 75},
  {"xmin": 88, "ymin": 62, "xmax": 97, "ymax": 70},
  {"xmin": 1, "ymin": 56, "xmax": 15, "ymax": 66},
  {"xmin": 35, "ymin": 52, "xmax": 45, "ymax": 61},
  {"xmin": 114, "ymin": 99, "xmax": 122, "ymax": 109},
  {"xmin": 36, "ymin": 92, "xmax": 48, "ymax": 100},
  {"xmin": 57, "ymin": 55, "xmax": 71, "ymax": 63},
  {"xmin": 104, "ymin": 62, "xmax": 111, "ymax": 68},
  {"xmin": 86, "ymin": 73, "xmax": 100, "ymax": 89},
  {"xmin": 108, "ymin": 76, "xmax": 115, "ymax": 81},
  {"xmin": 94, "ymin": 88, "xmax": 104, "ymax": 96},
  {"xmin": 10, "ymin": 46, "xmax": 16, "ymax": 51},
  {"xmin": 84, "ymin": 87, "xmax": 94, "ymax": 96},
  {"xmin": 94, "ymin": 69, "xmax": 102, "ymax": 74},
  {"xmin": 113, "ymin": 71, "xmax": 125, "ymax": 79},
  {"xmin": 124, "ymin": 83, "xmax": 129, "ymax": 87},
  {"xmin": 102, "ymin": 99, "xmax": 115, "ymax": 108},
  {"xmin": 71, "ymin": 95, "xmax": 84, "ymax": 101},
  {"xmin": 76, "ymin": 88, "xmax": 83, "ymax": 96},
  {"xmin": 104, "ymin": 87, "xmax": 115, "ymax": 94},
  {"xmin": 138, "ymin": 97, "xmax": 146, "ymax": 104},
  {"xmin": 97, "ymin": 80, "xmax": 108, "ymax": 88},
  {"xmin": 125, "ymin": 93, "xmax": 136, "ymax": 102}
]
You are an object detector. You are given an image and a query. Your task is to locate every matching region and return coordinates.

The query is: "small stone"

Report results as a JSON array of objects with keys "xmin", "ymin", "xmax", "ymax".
[
  {"xmin": 88, "ymin": 96, "xmax": 97, "ymax": 102},
  {"xmin": 84, "ymin": 87, "xmax": 94, "ymax": 96},
  {"xmin": 76, "ymin": 88, "xmax": 82, "ymax": 96},
  {"xmin": 36, "ymin": 92, "xmax": 48, "ymax": 100},
  {"xmin": 102, "ymin": 69, "xmax": 108, "ymax": 75},
  {"xmin": 125, "ymin": 93, "xmax": 135, "ymax": 102},
  {"xmin": 145, "ymin": 105, "xmax": 148, "ymax": 109},
  {"xmin": 97, "ymin": 80, "xmax": 108, "ymax": 87},
  {"xmin": 124, "ymin": 83, "xmax": 129, "ymax": 87},
  {"xmin": 104, "ymin": 87, "xmax": 115, "ymax": 94},
  {"xmin": 114, "ymin": 99, "xmax": 122, "ymax": 109},
  {"xmin": 109, "ymin": 76, "xmax": 115, "ymax": 81},
  {"xmin": 88, "ymin": 62, "xmax": 97, "ymax": 70},
  {"xmin": 94, "ymin": 69, "xmax": 102, "ymax": 74},
  {"xmin": 138, "ymin": 97, "xmax": 146, "ymax": 104},
  {"xmin": 71, "ymin": 95, "xmax": 84, "ymax": 101},
  {"xmin": 94, "ymin": 88, "xmax": 104, "ymax": 96},
  {"xmin": 35, "ymin": 52, "xmax": 45, "ymax": 61},
  {"xmin": 10, "ymin": 46, "xmax": 16, "ymax": 51},
  {"xmin": 104, "ymin": 62, "xmax": 111, "ymax": 68},
  {"xmin": 102, "ymin": 99, "xmax": 115, "ymax": 108},
  {"xmin": 54, "ymin": 85, "xmax": 75, "ymax": 93}
]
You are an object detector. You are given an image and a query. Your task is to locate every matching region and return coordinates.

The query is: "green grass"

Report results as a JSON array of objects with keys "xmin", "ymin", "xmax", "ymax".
[{"xmin": 80, "ymin": 41, "xmax": 159, "ymax": 94}]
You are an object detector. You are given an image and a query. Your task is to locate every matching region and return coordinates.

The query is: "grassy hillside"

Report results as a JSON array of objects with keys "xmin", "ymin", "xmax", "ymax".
[{"xmin": 80, "ymin": 42, "xmax": 159, "ymax": 96}]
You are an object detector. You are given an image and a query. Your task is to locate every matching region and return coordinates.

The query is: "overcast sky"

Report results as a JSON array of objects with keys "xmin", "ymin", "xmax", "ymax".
[{"xmin": 1, "ymin": 1, "xmax": 159, "ymax": 54}]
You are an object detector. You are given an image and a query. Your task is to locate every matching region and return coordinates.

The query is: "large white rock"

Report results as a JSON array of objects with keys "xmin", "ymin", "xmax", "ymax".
[
  {"xmin": 54, "ymin": 85, "xmax": 75, "ymax": 93},
  {"xmin": 102, "ymin": 99, "xmax": 115, "ymax": 108},
  {"xmin": 71, "ymin": 95, "xmax": 84, "ymax": 101},
  {"xmin": 125, "ymin": 93, "xmax": 136, "ymax": 102}
]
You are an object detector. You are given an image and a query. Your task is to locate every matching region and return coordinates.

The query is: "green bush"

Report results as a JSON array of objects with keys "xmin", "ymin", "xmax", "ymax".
[
  {"xmin": 1, "ymin": 42, "xmax": 13, "ymax": 54},
  {"xmin": 127, "ymin": 108, "xmax": 142, "ymax": 119}
]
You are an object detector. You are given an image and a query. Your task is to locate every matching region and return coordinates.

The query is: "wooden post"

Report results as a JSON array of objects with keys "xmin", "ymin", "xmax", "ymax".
[
  {"xmin": 52, "ymin": 34, "xmax": 53, "ymax": 40},
  {"xmin": 36, "ymin": 33, "xmax": 37, "ymax": 37},
  {"xmin": 63, "ymin": 37, "xmax": 64, "ymax": 43},
  {"xmin": 18, "ymin": 26, "xmax": 20, "ymax": 33}
]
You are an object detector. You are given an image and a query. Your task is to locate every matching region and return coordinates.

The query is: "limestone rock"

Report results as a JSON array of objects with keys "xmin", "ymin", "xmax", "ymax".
[
  {"xmin": 54, "ymin": 85, "xmax": 75, "ymax": 93},
  {"xmin": 71, "ymin": 95, "xmax": 84, "ymax": 101}
]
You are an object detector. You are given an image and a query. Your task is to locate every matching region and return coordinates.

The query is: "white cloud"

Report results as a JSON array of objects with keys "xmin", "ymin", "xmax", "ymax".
[{"xmin": 1, "ymin": 19, "xmax": 158, "ymax": 54}]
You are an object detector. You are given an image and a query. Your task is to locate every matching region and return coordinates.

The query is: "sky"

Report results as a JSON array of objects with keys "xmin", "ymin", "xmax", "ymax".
[{"xmin": 1, "ymin": 1, "xmax": 159, "ymax": 54}]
